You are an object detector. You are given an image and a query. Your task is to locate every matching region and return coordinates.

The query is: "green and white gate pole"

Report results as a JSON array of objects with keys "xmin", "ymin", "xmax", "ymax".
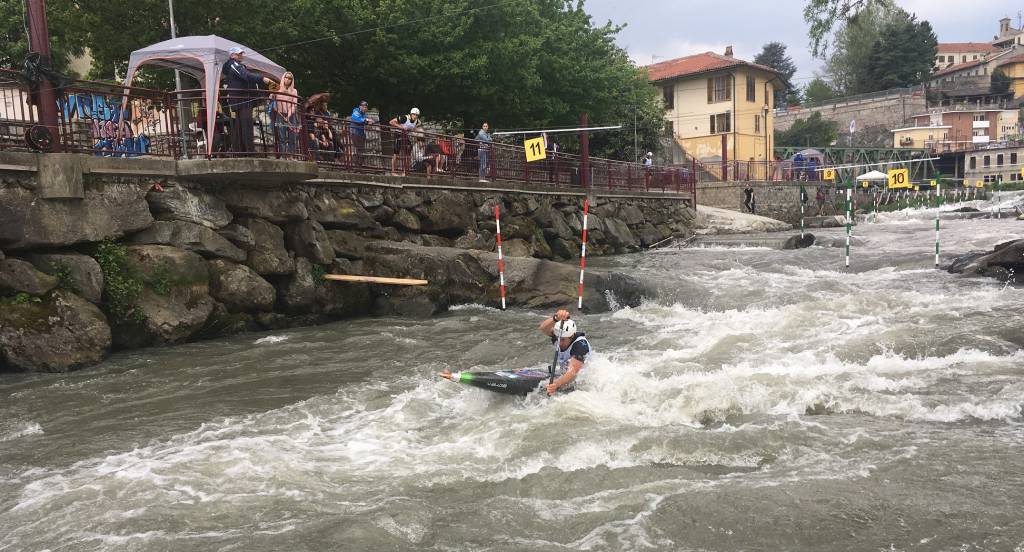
[
  {"xmin": 934, "ymin": 182, "xmax": 942, "ymax": 268},
  {"xmin": 799, "ymin": 183, "xmax": 806, "ymax": 239},
  {"xmin": 845, "ymin": 178, "xmax": 853, "ymax": 269}
]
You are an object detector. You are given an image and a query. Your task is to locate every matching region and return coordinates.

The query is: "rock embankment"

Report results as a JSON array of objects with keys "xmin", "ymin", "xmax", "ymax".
[{"xmin": 1, "ymin": 175, "xmax": 694, "ymax": 373}]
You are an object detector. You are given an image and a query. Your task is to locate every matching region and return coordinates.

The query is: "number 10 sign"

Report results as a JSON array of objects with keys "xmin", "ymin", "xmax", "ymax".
[{"xmin": 524, "ymin": 137, "xmax": 547, "ymax": 162}]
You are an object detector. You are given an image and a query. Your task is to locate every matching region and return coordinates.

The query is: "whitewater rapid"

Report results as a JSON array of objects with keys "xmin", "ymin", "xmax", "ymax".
[{"xmin": 1, "ymin": 195, "xmax": 1023, "ymax": 551}]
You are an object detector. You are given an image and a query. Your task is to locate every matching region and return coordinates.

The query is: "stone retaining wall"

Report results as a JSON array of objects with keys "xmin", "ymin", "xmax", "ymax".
[
  {"xmin": 0, "ymin": 153, "xmax": 696, "ymax": 373},
  {"xmin": 698, "ymin": 182, "xmax": 806, "ymax": 224}
]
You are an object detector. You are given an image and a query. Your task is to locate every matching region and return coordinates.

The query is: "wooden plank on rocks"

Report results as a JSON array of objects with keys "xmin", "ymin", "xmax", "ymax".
[{"xmin": 324, "ymin": 274, "xmax": 428, "ymax": 286}]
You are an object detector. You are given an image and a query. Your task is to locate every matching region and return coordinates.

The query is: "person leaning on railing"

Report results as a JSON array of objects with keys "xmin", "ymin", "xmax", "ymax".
[
  {"xmin": 270, "ymin": 71, "xmax": 299, "ymax": 156},
  {"xmin": 222, "ymin": 46, "xmax": 276, "ymax": 154},
  {"xmin": 349, "ymin": 100, "xmax": 373, "ymax": 167},
  {"xmin": 476, "ymin": 122, "xmax": 492, "ymax": 182}
]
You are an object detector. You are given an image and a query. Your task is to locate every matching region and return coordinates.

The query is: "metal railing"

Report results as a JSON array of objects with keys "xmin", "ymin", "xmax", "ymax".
[{"xmin": 0, "ymin": 72, "xmax": 693, "ymax": 197}]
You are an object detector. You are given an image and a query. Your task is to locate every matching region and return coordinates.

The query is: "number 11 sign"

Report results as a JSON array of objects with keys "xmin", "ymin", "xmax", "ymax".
[{"xmin": 524, "ymin": 137, "xmax": 546, "ymax": 163}]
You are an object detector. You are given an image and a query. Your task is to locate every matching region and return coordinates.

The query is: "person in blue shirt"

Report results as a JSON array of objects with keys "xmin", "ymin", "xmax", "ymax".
[
  {"xmin": 349, "ymin": 100, "xmax": 372, "ymax": 167},
  {"xmin": 221, "ymin": 46, "xmax": 274, "ymax": 154},
  {"xmin": 476, "ymin": 122, "xmax": 492, "ymax": 182}
]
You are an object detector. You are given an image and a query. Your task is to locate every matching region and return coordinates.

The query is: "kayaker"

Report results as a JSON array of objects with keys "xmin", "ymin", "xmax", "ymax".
[{"xmin": 539, "ymin": 309, "xmax": 591, "ymax": 395}]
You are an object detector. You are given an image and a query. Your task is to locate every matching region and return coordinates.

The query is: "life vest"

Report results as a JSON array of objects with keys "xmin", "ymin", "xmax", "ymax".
[{"xmin": 553, "ymin": 333, "xmax": 590, "ymax": 374}]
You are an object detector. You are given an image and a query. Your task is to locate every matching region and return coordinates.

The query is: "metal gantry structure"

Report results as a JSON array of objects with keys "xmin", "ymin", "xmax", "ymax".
[{"xmin": 774, "ymin": 146, "xmax": 938, "ymax": 184}]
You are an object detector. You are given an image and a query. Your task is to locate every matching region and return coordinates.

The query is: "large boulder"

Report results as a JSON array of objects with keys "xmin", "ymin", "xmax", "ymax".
[
  {"xmin": 533, "ymin": 205, "xmax": 575, "ymax": 241},
  {"xmin": 207, "ymin": 260, "xmax": 276, "ymax": 312},
  {"xmin": 361, "ymin": 241, "xmax": 652, "ymax": 314},
  {"xmin": 0, "ymin": 259, "xmax": 58, "ymax": 296},
  {"xmin": 617, "ymin": 204, "xmax": 646, "ymax": 226},
  {"xmin": 278, "ymin": 257, "xmax": 320, "ymax": 313},
  {"xmin": 285, "ymin": 220, "xmax": 335, "ymax": 265},
  {"xmin": 634, "ymin": 223, "xmax": 663, "ymax": 247},
  {"xmin": 503, "ymin": 239, "xmax": 533, "ymax": 258},
  {"xmin": 128, "ymin": 221, "xmax": 246, "ymax": 262},
  {"xmin": 389, "ymin": 191, "xmax": 424, "ymax": 210},
  {"xmin": 114, "ymin": 246, "xmax": 214, "ymax": 347},
  {"xmin": 415, "ymin": 192, "xmax": 476, "ymax": 236},
  {"xmin": 240, "ymin": 219, "xmax": 295, "ymax": 276},
  {"xmin": 147, "ymin": 185, "xmax": 232, "ymax": 229},
  {"xmin": 219, "ymin": 188, "xmax": 309, "ymax": 224},
  {"xmin": 454, "ymin": 230, "xmax": 494, "ymax": 251},
  {"xmin": 26, "ymin": 253, "xmax": 104, "ymax": 304},
  {"xmin": 320, "ymin": 259, "xmax": 374, "ymax": 318},
  {"xmin": 0, "ymin": 290, "xmax": 111, "ymax": 373},
  {"xmin": 311, "ymin": 197, "xmax": 377, "ymax": 230},
  {"xmin": 948, "ymin": 239, "xmax": 1024, "ymax": 280},
  {"xmin": 327, "ymin": 230, "xmax": 369, "ymax": 259},
  {"xmin": 217, "ymin": 223, "xmax": 256, "ymax": 249},
  {"xmin": 0, "ymin": 181, "xmax": 153, "ymax": 250},
  {"xmin": 602, "ymin": 217, "xmax": 639, "ymax": 250},
  {"xmin": 391, "ymin": 208, "xmax": 421, "ymax": 232}
]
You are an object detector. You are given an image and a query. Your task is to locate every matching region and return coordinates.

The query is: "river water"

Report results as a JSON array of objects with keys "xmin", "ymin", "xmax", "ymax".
[{"xmin": 2, "ymin": 195, "xmax": 1023, "ymax": 551}]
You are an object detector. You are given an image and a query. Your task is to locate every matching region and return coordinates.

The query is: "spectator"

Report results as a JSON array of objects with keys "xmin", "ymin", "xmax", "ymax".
[
  {"xmin": 310, "ymin": 118, "xmax": 337, "ymax": 161},
  {"xmin": 349, "ymin": 100, "xmax": 372, "ymax": 167},
  {"xmin": 545, "ymin": 133, "xmax": 561, "ymax": 182},
  {"xmin": 388, "ymin": 107, "xmax": 420, "ymax": 175},
  {"xmin": 271, "ymin": 71, "xmax": 299, "ymax": 155},
  {"xmin": 643, "ymin": 151, "xmax": 653, "ymax": 168},
  {"xmin": 222, "ymin": 46, "xmax": 275, "ymax": 154},
  {"xmin": 476, "ymin": 122, "xmax": 492, "ymax": 182},
  {"xmin": 643, "ymin": 151, "xmax": 654, "ymax": 187},
  {"xmin": 815, "ymin": 184, "xmax": 828, "ymax": 215},
  {"xmin": 304, "ymin": 93, "xmax": 333, "ymax": 117},
  {"xmin": 743, "ymin": 184, "xmax": 756, "ymax": 214},
  {"xmin": 410, "ymin": 130, "xmax": 436, "ymax": 176}
]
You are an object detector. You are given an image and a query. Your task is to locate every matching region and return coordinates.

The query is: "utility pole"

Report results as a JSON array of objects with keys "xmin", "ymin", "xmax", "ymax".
[
  {"xmin": 168, "ymin": 0, "xmax": 189, "ymax": 158},
  {"xmin": 579, "ymin": 112, "xmax": 590, "ymax": 188},
  {"xmin": 25, "ymin": 0, "xmax": 59, "ymax": 151},
  {"xmin": 633, "ymin": 107, "xmax": 638, "ymax": 164}
]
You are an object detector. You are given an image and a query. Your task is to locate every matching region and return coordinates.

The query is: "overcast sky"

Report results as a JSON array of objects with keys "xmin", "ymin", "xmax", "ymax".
[{"xmin": 583, "ymin": 0, "xmax": 1024, "ymax": 86}]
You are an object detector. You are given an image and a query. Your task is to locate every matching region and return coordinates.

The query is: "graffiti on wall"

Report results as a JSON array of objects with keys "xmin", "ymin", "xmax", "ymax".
[{"xmin": 59, "ymin": 93, "xmax": 158, "ymax": 156}]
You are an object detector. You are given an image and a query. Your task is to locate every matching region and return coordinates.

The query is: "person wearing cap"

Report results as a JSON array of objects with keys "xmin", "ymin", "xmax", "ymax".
[
  {"xmin": 222, "ymin": 46, "xmax": 274, "ymax": 154},
  {"xmin": 349, "ymin": 100, "xmax": 372, "ymax": 167},
  {"xmin": 388, "ymin": 107, "xmax": 421, "ymax": 175},
  {"xmin": 643, "ymin": 152, "xmax": 653, "ymax": 167},
  {"xmin": 538, "ymin": 309, "xmax": 591, "ymax": 395}
]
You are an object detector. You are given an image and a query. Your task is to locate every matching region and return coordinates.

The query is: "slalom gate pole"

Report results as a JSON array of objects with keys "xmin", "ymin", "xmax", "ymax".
[
  {"xmin": 997, "ymin": 181, "xmax": 1002, "ymax": 219},
  {"xmin": 494, "ymin": 205, "xmax": 506, "ymax": 310},
  {"xmin": 799, "ymin": 183, "xmax": 806, "ymax": 238},
  {"xmin": 935, "ymin": 182, "xmax": 942, "ymax": 268},
  {"xmin": 577, "ymin": 198, "xmax": 589, "ymax": 309},
  {"xmin": 845, "ymin": 178, "xmax": 852, "ymax": 269}
]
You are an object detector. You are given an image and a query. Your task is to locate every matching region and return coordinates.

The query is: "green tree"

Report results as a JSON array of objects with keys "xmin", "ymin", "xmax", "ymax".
[
  {"xmin": 0, "ymin": 0, "xmax": 89, "ymax": 76},
  {"xmin": 803, "ymin": 77, "xmax": 838, "ymax": 104},
  {"xmin": 822, "ymin": 1, "xmax": 901, "ymax": 95},
  {"xmin": 775, "ymin": 112, "xmax": 838, "ymax": 147},
  {"xmin": 804, "ymin": 0, "xmax": 893, "ymax": 57},
  {"xmin": 754, "ymin": 42, "xmax": 798, "ymax": 107},
  {"xmin": 2, "ymin": 0, "xmax": 662, "ymax": 161},
  {"xmin": 866, "ymin": 11, "xmax": 937, "ymax": 90},
  {"xmin": 991, "ymin": 69, "xmax": 1012, "ymax": 94}
]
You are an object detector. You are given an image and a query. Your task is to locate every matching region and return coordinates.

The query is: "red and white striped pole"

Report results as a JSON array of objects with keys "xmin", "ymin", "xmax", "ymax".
[
  {"xmin": 494, "ymin": 205, "xmax": 506, "ymax": 310},
  {"xmin": 577, "ymin": 198, "xmax": 590, "ymax": 309}
]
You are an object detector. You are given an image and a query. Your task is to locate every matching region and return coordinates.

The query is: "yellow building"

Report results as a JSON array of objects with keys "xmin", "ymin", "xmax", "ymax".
[
  {"xmin": 647, "ymin": 48, "xmax": 784, "ymax": 170},
  {"xmin": 995, "ymin": 52, "xmax": 1024, "ymax": 100}
]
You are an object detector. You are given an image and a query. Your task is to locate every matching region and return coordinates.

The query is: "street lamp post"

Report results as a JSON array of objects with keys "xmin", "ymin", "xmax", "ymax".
[{"xmin": 168, "ymin": 0, "xmax": 189, "ymax": 158}]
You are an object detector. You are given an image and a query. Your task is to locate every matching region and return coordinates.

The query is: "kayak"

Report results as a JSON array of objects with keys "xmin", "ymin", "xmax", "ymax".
[{"xmin": 438, "ymin": 369, "xmax": 557, "ymax": 396}]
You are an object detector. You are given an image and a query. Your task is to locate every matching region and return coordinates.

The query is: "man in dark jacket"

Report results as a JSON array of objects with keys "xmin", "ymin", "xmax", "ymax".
[{"xmin": 222, "ymin": 46, "xmax": 274, "ymax": 154}]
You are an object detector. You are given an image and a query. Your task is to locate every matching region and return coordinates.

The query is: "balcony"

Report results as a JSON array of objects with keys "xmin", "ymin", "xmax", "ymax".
[
  {"xmin": 972, "ymin": 135, "xmax": 991, "ymax": 144},
  {"xmin": 972, "ymin": 120, "xmax": 990, "ymax": 129}
]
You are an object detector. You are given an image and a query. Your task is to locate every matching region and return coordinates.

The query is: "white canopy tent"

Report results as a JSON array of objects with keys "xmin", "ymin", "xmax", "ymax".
[
  {"xmin": 856, "ymin": 170, "xmax": 889, "ymax": 181},
  {"xmin": 123, "ymin": 35, "xmax": 286, "ymax": 156}
]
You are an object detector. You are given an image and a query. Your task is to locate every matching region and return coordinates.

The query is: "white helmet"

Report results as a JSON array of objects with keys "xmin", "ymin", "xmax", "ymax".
[
  {"xmin": 553, "ymin": 319, "xmax": 577, "ymax": 338},
  {"xmin": 646, "ymin": 151, "xmax": 653, "ymax": 157},
  {"xmin": 410, "ymin": 107, "xmax": 421, "ymax": 115}
]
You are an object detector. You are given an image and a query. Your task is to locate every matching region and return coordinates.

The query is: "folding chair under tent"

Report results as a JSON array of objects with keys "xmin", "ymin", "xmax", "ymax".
[{"xmin": 123, "ymin": 35, "xmax": 286, "ymax": 156}]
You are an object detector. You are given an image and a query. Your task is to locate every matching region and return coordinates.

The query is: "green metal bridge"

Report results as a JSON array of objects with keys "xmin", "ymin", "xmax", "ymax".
[{"xmin": 775, "ymin": 146, "xmax": 939, "ymax": 183}]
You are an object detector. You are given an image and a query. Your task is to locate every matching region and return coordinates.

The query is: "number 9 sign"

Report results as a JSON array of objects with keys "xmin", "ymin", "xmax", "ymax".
[{"xmin": 822, "ymin": 168, "xmax": 836, "ymax": 181}]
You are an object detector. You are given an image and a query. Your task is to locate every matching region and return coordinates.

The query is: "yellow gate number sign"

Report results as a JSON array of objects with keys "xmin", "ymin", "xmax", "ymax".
[
  {"xmin": 887, "ymin": 168, "xmax": 910, "ymax": 189},
  {"xmin": 822, "ymin": 168, "xmax": 836, "ymax": 181},
  {"xmin": 524, "ymin": 137, "xmax": 546, "ymax": 163}
]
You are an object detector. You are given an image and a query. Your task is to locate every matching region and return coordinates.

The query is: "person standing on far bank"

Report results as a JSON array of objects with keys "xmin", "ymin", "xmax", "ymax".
[
  {"xmin": 743, "ymin": 184, "xmax": 756, "ymax": 214},
  {"xmin": 223, "ymin": 46, "xmax": 274, "ymax": 154},
  {"xmin": 476, "ymin": 122, "xmax": 492, "ymax": 182}
]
